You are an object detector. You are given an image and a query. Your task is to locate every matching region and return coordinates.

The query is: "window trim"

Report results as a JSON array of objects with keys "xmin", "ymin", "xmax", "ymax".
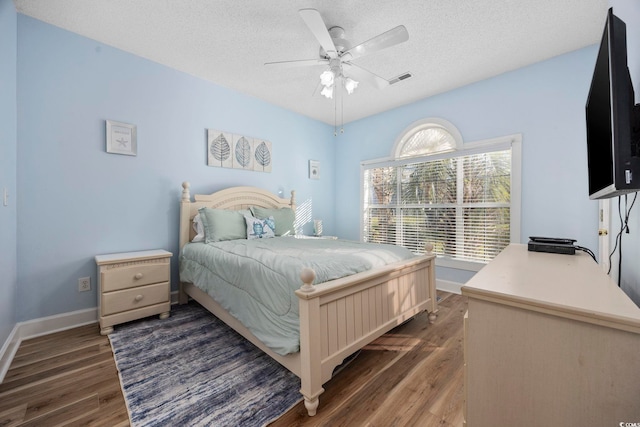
[{"xmin": 361, "ymin": 133, "xmax": 522, "ymax": 271}]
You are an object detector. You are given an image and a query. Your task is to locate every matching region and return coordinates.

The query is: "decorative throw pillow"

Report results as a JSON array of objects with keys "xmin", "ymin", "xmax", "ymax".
[
  {"xmin": 245, "ymin": 215, "xmax": 276, "ymax": 240},
  {"xmin": 191, "ymin": 213, "xmax": 205, "ymax": 242},
  {"xmin": 250, "ymin": 206, "xmax": 295, "ymax": 236},
  {"xmin": 198, "ymin": 207, "xmax": 251, "ymax": 243}
]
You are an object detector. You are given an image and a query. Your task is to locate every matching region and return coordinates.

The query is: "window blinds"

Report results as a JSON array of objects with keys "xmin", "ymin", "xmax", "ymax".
[{"xmin": 363, "ymin": 149, "xmax": 512, "ymax": 263}]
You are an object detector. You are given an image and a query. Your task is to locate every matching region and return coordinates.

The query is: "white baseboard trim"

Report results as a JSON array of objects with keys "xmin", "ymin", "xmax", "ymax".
[
  {"xmin": 0, "ymin": 307, "xmax": 98, "ymax": 383},
  {"xmin": 436, "ymin": 278, "xmax": 463, "ymax": 295},
  {"xmin": 0, "ymin": 325, "xmax": 20, "ymax": 384},
  {"xmin": 17, "ymin": 308, "xmax": 98, "ymax": 341}
]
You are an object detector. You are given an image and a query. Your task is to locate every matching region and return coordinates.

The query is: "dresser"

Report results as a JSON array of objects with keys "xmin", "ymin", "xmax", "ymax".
[
  {"xmin": 95, "ymin": 249, "xmax": 172, "ymax": 335},
  {"xmin": 461, "ymin": 244, "xmax": 640, "ymax": 426}
]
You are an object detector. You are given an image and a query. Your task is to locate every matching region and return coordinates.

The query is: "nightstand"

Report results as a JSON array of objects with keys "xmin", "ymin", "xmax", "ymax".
[{"xmin": 95, "ymin": 249, "xmax": 172, "ymax": 335}]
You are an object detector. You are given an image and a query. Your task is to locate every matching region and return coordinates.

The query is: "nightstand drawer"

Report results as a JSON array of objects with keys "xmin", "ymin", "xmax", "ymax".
[
  {"xmin": 101, "ymin": 263, "xmax": 169, "ymax": 292},
  {"xmin": 102, "ymin": 282, "xmax": 169, "ymax": 315}
]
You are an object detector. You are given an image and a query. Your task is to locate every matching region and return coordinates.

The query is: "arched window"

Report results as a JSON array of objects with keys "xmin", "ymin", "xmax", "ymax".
[
  {"xmin": 392, "ymin": 118, "xmax": 462, "ymax": 158},
  {"xmin": 361, "ymin": 119, "xmax": 521, "ymax": 270}
]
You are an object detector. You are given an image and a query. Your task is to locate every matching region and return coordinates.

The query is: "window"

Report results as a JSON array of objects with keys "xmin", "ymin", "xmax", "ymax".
[{"xmin": 361, "ymin": 119, "xmax": 521, "ymax": 270}]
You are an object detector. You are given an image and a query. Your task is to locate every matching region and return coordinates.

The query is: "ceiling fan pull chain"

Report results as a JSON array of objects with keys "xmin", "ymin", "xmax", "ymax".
[
  {"xmin": 333, "ymin": 85, "xmax": 340, "ymax": 136},
  {"xmin": 341, "ymin": 82, "xmax": 345, "ymax": 134}
]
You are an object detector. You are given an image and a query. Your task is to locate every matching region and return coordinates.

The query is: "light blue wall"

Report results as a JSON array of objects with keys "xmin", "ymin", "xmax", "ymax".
[
  {"xmin": 0, "ymin": 0, "xmax": 18, "ymax": 344},
  {"xmin": 16, "ymin": 15, "xmax": 335, "ymax": 321},
  {"xmin": 335, "ymin": 45, "xmax": 601, "ymax": 284},
  {"xmin": 609, "ymin": 0, "xmax": 640, "ymax": 305}
]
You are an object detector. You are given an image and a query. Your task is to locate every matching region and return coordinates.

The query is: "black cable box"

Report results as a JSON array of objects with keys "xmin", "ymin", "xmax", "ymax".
[{"xmin": 527, "ymin": 240, "xmax": 576, "ymax": 255}]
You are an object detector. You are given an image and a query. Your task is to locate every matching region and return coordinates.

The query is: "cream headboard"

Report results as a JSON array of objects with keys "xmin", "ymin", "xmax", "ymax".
[{"xmin": 179, "ymin": 182, "xmax": 296, "ymax": 249}]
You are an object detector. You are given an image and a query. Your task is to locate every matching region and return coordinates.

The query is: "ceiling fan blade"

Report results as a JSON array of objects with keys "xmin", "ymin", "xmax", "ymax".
[
  {"xmin": 342, "ymin": 62, "xmax": 390, "ymax": 90},
  {"xmin": 299, "ymin": 8, "xmax": 338, "ymax": 59},
  {"xmin": 342, "ymin": 25, "xmax": 409, "ymax": 61},
  {"xmin": 264, "ymin": 59, "xmax": 329, "ymax": 69}
]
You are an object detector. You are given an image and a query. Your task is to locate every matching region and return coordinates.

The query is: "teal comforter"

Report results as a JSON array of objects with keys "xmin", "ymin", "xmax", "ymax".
[{"xmin": 179, "ymin": 237, "xmax": 416, "ymax": 355}]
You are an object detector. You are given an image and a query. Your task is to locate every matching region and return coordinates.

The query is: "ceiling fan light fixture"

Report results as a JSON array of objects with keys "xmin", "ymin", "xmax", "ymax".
[
  {"xmin": 320, "ymin": 70, "xmax": 334, "ymax": 87},
  {"xmin": 344, "ymin": 77, "xmax": 359, "ymax": 95},
  {"xmin": 320, "ymin": 85, "xmax": 334, "ymax": 99}
]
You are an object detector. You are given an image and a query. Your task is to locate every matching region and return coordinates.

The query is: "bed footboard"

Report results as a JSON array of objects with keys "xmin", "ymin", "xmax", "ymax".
[{"xmin": 295, "ymin": 254, "xmax": 437, "ymax": 416}]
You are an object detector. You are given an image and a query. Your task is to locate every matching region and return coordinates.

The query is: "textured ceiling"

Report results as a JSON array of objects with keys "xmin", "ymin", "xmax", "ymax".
[{"xmin": 14, "ymin": 0, "xmax": 609, "ymax": 125}]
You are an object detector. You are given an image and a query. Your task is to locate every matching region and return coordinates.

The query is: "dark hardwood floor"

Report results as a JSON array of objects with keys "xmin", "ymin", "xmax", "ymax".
[
  {"xmin": 271, "ymin": 291, "xmax": 467, "ymax": 426},
  {"xmin": 0, "ymin": 324, "xmax": 129, "ymax": 426},
  {"xmin": 0, "ymin": 291, "xmax": 466, "ymax": 427}
]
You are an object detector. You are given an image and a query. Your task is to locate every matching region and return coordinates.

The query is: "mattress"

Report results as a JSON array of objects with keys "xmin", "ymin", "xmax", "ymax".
[{"xmin": 179, "ymin": 237, "xmax": 417, "ymax": 355}]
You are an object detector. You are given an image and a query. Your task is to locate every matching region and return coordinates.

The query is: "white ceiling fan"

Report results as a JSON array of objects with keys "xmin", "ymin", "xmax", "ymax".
[{"xmin": 264, "ymin": 8, "xmax": 410, "ymax": 99}]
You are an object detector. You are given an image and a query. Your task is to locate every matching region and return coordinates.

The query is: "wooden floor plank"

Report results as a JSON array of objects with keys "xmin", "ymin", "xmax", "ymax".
[
  {"xmin": 0, "ymin": 359, "xmax": 118, "ymax": 411},
  {"xmin": 1, "ymin": 291, "xmax": 466, "ymax": 427},
  {"xmin": 19, "ymin": 394, "xmax": 100, "ymax": 427},
  {"xmin": 0, "ymin": 350, "xmax": 114, "ymax": 395},
  {"xmin": 0, "ymin": 403, "xmax": 27, "ymax": 427},
  {"xmin": 4, "ymin": 341, "xmax": 111, "ymax": 383},
  {"xmin": 22, "ymin": 371, "xmax": 122, "ymax": 421},
  {"xmin": 12, "ymin": 324, "xmax": 103, "ymax": 360}
]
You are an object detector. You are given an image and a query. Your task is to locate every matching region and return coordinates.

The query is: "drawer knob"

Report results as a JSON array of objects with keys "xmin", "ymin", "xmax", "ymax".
[
  {"xmin": 134, "ymin": 294, "xmax": 143, "ymax": 302},
  {"xmin": 134, "ymin": 273, "xmax": 143, "ymax": 280}
]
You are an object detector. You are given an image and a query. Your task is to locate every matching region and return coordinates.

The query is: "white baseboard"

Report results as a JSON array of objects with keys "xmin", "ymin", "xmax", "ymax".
[
  {"xmin": 0, "ymin": 326, "xmax": 20, "ymax": 384},
  {"xmin": 436, "ymin": 278, "xmax": 463, "ymax": 295},
  {"xmin": 0, "ymin": 290, "xmax": 182, "ymax": 382},
  {"xmin": 17, "ymin": 308, "xmax": 99, "ymax": 341}
]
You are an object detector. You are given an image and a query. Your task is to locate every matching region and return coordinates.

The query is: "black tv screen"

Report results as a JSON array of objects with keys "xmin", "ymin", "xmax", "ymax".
[{"xmin": 585, "ymin": 8, "xmax": 640, "ymax": 200}]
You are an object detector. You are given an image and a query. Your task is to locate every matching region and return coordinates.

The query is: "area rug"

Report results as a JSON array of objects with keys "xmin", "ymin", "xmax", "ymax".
[{"xmin": 108, "ymin": 303, "xmax": 302, "ymax": 427}]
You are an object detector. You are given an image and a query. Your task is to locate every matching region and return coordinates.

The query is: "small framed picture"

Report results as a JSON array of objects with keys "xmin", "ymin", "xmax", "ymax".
[
  {"xmin": 309, "ymin": 160, "xmax": 320, "ymax": 180},
  {"xmin": 106, "ymin": 120, "xmax": 137, "ymax": 156}
]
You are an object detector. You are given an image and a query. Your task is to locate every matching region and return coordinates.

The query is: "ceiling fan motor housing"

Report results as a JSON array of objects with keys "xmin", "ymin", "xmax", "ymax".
[{"xmin": 319, "ymin": 26, "xmax": 351, "ymax": 58}]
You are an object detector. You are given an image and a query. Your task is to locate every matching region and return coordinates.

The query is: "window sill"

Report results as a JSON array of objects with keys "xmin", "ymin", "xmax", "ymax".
[{"xmin": 435, "ymin": 256, "xmax": 486, "ymax": 272}]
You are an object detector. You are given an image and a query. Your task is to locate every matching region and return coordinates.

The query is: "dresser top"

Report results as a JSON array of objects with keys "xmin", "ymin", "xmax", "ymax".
[
  {"xmin": 462, "ymin": 244, "xmax": 640, "ymax": 333},
  {"xmin": 95, "ymin": 249, "xmax": 172, "ymax": 265}
]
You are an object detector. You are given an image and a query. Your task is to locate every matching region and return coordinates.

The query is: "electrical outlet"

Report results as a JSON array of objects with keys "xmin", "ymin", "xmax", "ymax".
[{"xmin": 78, "ymin": 277, "xmax": 91, "ymax": 292}]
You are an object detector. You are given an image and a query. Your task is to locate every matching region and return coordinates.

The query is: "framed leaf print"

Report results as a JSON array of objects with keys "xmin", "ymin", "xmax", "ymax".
[
  {"xmin": 233, "ymin": 135, "xmax": 254, "ymax": 170},
  {"xmin": 207, "ymin": 130, "xmax": 233, "ymax": 168},
  {"xmin": 206, "ymin": 129, "xmax": 272, "ymax": 173},
  {"xmin": 253, "ymin": 139, "xmax": 272, "ymax": 172}
]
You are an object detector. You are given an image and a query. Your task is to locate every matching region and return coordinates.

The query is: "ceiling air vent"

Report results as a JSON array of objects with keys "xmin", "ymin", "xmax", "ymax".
[{"xmin": 389, "ymin": 72, "xmax": 412, "ymax": 85}]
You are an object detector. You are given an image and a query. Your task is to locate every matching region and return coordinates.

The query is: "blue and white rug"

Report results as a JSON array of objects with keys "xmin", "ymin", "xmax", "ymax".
[{"xmin": 109, "ymin": 303, "xmax": 302, "ymax": 427}]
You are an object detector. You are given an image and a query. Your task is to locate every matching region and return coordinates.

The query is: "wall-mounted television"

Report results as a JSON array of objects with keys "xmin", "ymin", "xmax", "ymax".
[{"xmin": 585, "ymin": 8, "xmax": 640, "ymax": 200}]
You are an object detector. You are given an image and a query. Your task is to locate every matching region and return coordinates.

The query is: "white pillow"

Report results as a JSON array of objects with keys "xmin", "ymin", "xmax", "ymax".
[
  {"xmin": 192, "ymin": 213, "xmax": 205, "ymax": 242},
  {"xmin": 244, "ymin": 215, "xmax": 275, "ymax": 240}
]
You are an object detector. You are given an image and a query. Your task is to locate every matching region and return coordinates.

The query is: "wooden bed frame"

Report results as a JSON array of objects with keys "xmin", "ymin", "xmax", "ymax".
[{"xmin": 178, "ymin": 182, "xmax": 437, "ymax": 416}]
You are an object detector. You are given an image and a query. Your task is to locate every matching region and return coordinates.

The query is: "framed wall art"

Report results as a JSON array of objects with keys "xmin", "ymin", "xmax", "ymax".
[
  {"xmin": 106, "ymin": 120, "xmax": 137, "ymax": 156},
  {"xmin": 207, "ymin": 129, "xmax": 272, "ymax": 173},
  {"xmin": 309, "ymin": 160, "xmax": 320, "ymax": 180}
]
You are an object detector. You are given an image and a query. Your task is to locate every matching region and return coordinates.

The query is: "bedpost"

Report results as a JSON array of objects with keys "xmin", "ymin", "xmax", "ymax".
[
  {"xmin": 182, "ymin": 181, "xmax": 191, "ymax": 202},
  {"xmin": 179, "ymin": 181, "xmax": 192, "ymax": 249},
  {"xmin": 297, "ymin": 267, "xmax": 323, "ymax": 416},
  {"xmin": 424, "ymin": 242, "xmax": 438, "ymax": 323},
  {"xmin": 179, "ymin": 182, "xmax": 192, "ymax": 305},
  {"xmin": 299, "ymin": 267, "xmax": 315, "ymax": 293},
  {"xmin": 290, "ymin": 190, "xmax": 296, "ymax": 211}
]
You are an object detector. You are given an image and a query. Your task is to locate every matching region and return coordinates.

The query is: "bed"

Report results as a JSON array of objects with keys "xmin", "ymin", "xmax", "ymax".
[{"xmin": 178, "ymin": 182, "xmax": 437, "ymax": 416}]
